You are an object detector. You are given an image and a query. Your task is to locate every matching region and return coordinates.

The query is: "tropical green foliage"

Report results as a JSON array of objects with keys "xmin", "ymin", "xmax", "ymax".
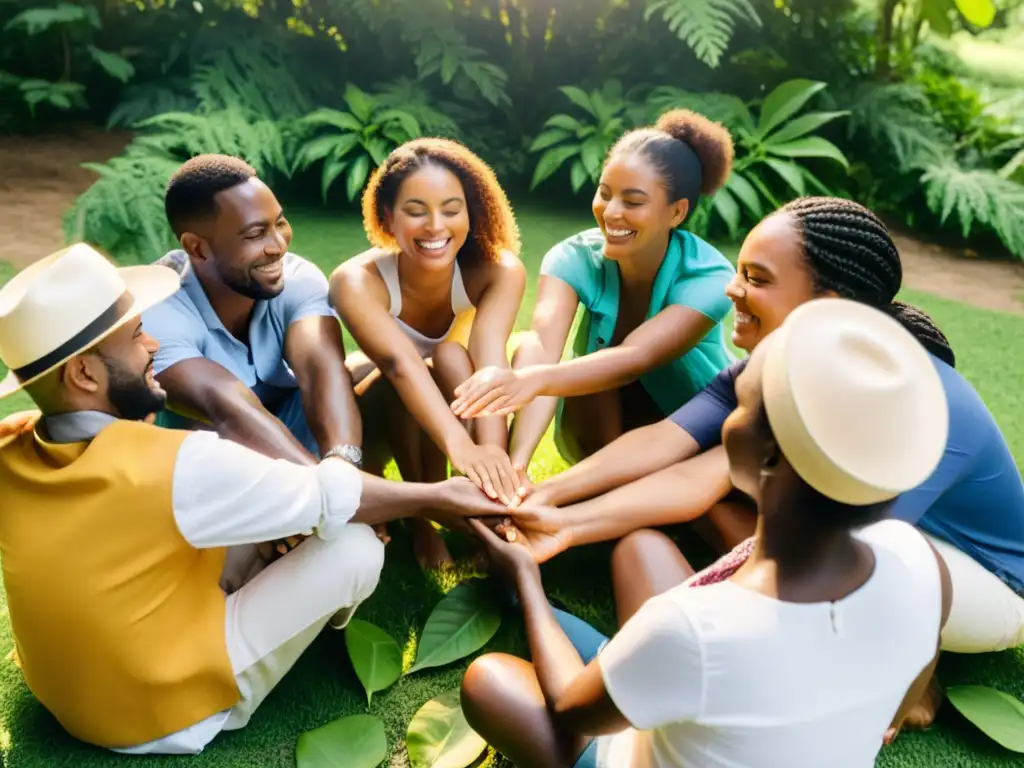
[
  {"xmin": 292, "ymin": 84, "xmax": 422, "ymax": 203},
  {"xmin": 3, "ymin": 0, "xmax": 1021, "ymax": 261}
]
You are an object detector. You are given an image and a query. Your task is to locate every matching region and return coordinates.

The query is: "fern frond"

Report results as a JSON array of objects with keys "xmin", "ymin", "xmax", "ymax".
[
  {"xmin": 847, "ymin": 83, "xmax": 952, "ymax": 171},
  {"xmin": 644, "ymin": 86, "xmax": 756, "ymax": 135},
  {"xmin": 62, "ymin": 146, "xmax": 181, "ymax": 265},
  {"xmin": 922, "ymin": 161, "xmax": 1024, "ymax": 257},
  {"xmin": 190, "ymin": 40, "xmax": 310, "ymax": 120},
  {"xmin": 107, "ymin": 79, "xmax": 196, "ymax": 129},
  {"xmin": 644, "ymin": 0, "xmax": 761, "ymax": 69},
  {"xmin": 134, "ymin": 109, "xmax": 291, "ymax": 179}
]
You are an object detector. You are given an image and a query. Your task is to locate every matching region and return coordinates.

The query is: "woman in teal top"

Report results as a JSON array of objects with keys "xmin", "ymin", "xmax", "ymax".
[{"xmin": 451, "ymin": 108, "xmax": 737, "ymax": 470}]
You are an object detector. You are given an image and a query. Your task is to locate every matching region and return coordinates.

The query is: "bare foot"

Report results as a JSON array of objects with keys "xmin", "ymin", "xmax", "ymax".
[
  {"xmin": 411, "ymin": 518, "xmax": 456, "ymax": 572},
  {"xmin": 884, "ymin": 675, "xmax": 944, "ymax": 745}
]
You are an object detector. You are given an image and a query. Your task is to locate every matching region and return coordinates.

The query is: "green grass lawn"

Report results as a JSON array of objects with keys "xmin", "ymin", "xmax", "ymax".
[{"xmin": 1, "ymin": 205, "xmax": 1023, "ymax": 767}]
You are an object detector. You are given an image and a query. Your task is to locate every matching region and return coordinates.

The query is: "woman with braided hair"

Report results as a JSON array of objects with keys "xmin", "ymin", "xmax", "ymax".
[{"xmin": 499, "ymin": 196, "xmax": 1024, "ymax": 733}]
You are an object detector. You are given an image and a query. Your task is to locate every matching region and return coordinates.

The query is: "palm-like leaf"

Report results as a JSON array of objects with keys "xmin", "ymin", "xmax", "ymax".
[{"xmin": 644, "ymin": 0, "xmax": 762, "ymax": 69}]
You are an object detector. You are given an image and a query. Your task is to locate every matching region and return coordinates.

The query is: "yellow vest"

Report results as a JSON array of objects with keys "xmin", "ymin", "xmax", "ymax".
[{"xmin": 0, "ymin": 419, "xmax": 239, "ymax": 748}]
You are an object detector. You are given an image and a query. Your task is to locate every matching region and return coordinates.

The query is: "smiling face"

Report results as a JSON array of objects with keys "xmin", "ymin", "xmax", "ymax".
[
  {"xmin": 386, "ymin": 163, "xmax": 470, "ymax": 271},
  {"xmin": 726, "ymin": 212, "xmax": 818, "ymax": 352},
  {"xmin": 195, "ymin": 178, "xmax": 292, "ymax": 300},
  {"xmin": 592, "ymin": 151, "xmax": 689, "ymax": 262},
  {"xmin": 720, "ymin": 342, "xmax": 773, "ymax": 503}
]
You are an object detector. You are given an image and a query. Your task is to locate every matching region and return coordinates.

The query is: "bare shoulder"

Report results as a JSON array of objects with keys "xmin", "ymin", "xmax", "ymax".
[
  {"xmin": 329, "ymin": 248, "xmax": 391, "ymax": 310},
  {"xmin": 465, "ymin": 249, "xmax": 527, "ymax": 299}
]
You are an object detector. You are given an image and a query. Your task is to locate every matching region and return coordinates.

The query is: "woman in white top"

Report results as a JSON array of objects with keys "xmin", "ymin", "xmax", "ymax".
[
  {"xmin": 461, "ymin": 297, "xmax": 953, "ymax": 768},
  {"xmin": 330, "ymin": 138, "xmax": 526, "ymax": 570}
]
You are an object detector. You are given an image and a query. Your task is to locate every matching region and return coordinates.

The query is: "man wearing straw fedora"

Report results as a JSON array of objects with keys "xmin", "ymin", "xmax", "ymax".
[{"xmin": 0, "ymin": 243, "xmax": 504, "ymax": 754}]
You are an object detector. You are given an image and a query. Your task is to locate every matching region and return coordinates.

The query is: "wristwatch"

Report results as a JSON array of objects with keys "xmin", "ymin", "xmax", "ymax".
[{"xmin": 323, "ymin": 444, "xmax": 363, "ymax": 468}]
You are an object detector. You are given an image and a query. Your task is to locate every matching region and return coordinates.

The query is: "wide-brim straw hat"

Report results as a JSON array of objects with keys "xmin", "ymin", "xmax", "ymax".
[
  {"xmin": 0, "ymin": 243, "xmax": 181, "ymax": 399},
  {"xmin": 761, "ymin": 297, "xmax": 949, "ymax": 506}
]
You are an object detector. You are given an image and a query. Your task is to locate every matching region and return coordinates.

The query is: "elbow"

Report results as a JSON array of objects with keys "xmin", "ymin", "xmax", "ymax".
[{"xmin": 378, "ymin": 351, "xmax": 416, "ymax": 383}]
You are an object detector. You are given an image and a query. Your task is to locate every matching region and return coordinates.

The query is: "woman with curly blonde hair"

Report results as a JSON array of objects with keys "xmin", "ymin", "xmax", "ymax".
[{"xmin": 330, "ymin": 137, "xmax": 526, "ymax": 570}]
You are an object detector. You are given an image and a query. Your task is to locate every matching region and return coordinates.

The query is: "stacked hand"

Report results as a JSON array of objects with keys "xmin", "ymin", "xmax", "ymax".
[
  {"xmin": 450, "ymin": 366, "xmax": 543, "ymax": 419},
  {"xmin": 448, "ymin": 440, "xmax": 526, "ymax": 507},
  {"xmin": 502, "ymin": 503, "xmax": 573, "ymax": 564},
  {"xmin": 467, "ymin": 517, "xmax": 542, "ymax": 586}
]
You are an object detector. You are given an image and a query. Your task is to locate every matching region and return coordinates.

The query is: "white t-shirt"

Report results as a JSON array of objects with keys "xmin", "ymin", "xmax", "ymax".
[{"xmin": 595, "ymin": 520, "xmax": 943, "ymax": 768}]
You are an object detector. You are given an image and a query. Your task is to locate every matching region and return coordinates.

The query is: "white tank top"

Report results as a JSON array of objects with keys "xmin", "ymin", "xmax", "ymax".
[{"xmin": 376, "ymin": 252, "xmax": 475, "ymax": 358}]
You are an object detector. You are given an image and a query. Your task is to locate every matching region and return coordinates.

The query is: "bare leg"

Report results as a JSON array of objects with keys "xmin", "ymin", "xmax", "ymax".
[
  {"xmin": 611, "ymin": 529, "xmax": 696, "ymax": 627},
  {"xmin": 461, "ymin": 654, "xmax": 591, "ymax": 768},
  {"xmin": 561, "ymin": 389, "xmax": 623, "ymax": 460},
  {"xmin": 348, "ymin": 355, "xmax": 454, "ymax": 571},
  {"xmin": 433, "ymin": 341, "xmax": 509, "ymax": 450}
]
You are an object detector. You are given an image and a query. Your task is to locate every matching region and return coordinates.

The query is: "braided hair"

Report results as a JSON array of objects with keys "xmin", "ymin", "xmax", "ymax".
[{"xmin": 781, "ymin": 197, "xmax": 956, "ymax": 368}]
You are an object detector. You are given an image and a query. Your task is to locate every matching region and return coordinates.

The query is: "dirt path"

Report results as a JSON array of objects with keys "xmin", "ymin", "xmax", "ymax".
[{"xmin": 2, "ymin": 131, "xmax": 1023, "ymax": 314}]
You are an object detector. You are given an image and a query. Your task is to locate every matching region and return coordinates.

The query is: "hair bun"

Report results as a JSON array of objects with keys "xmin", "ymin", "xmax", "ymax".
[{"xmin": 655, "ymin": 109, "xmax": 734, "ymax": 196}]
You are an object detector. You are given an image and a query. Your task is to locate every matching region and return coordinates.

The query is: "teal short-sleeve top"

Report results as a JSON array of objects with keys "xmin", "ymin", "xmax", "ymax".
[{"xmin": 540, "ymin": 227, "xmax": 736, "ymax": 415}]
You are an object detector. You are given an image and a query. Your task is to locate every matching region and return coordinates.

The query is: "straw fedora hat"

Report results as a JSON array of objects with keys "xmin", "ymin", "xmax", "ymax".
[
  {"xmin": 761, "ymin": 297, "xmax": 949, "ymax": 506},
  {"xmin": 0, "ymin": 243, "xmax": 181, "ymax": 399}
]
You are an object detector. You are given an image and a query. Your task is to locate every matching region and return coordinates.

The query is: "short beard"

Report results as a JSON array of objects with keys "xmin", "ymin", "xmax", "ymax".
[
  {"xmin": 101, "ymin": 355, "xmax": 166, "ymax": 422},
  {"xmin": 223, "ymin": 268, "xmax": 283, "ymax": 301}
]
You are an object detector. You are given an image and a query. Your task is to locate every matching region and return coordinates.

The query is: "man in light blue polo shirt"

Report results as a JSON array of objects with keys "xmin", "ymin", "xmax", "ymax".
[{"xmin": 142, "ymin": 154, "xmax": 363, "ymax": 480}]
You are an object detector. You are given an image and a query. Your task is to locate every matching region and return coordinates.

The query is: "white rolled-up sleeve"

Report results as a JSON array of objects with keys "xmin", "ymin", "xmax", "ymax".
[{"xmin": 170, "ymin": 431, "xmax": 363, "ymax": 548}]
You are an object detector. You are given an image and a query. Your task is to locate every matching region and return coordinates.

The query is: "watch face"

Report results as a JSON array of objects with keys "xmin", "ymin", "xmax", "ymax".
[{"xmin": 340, "ymin": 445, "xmax": 362, "ymax": 463}]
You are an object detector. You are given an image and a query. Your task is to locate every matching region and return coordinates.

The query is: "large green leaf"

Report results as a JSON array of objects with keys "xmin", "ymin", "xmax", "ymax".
[
  {"xmin": 757, "ymin": 79, "xmax": 827, "ymax": 139},
  {"xmin": 712, "ymin": 187, "xmax": 741, "ymax": 240},
  {"xmin": 544, "ymin": 113, "xmax": 587, "ymax": 134},
  {"xmin": 766, "ymin": 137, "xmax": 850, "ymax": 170},
  {"xmin": 5, "ymin": 3, "xmax": 91, "ymax": 35},
  {"xmin": 377, "ymin": 109, "xmax": 421, "ymax": 141},
  {"xmin": 921, "ymin": 0, "xmax": 955, "ymax": 36},
  {"xmin": 87, "ymin": 47, "xmax": 135, "ymax": 84},
  {"xmin": 321, "ymin": 156, "xmax": 349, "ymax": 202},
  {"xmin": 345, "ymin": 620, "xmax": 402, "ymax": 706},
  {"xmin": 559, "ymin": 86, "xmax": 597, "ymax": 118},
  {"xmin": 724, "ymin": 171, "xmax": 763, "ymax": 219},
  {"xmin": 531, "ymin": 145, "xmax": 582, "ymax": 190},
  {"xmin": 766, "ymin": 111, "xmax": 849, "ymax": 145},
  {"xmin": 530, "ymin": 129, "xmax": 572, "ymax": 153},
  {"xmin": 580, "ymin": 137, "xmax": 605, "ymax": 180},
  {"xmin": 346, "ymin": 155, "xmax": 371, "ymax": 202},
  {"xmin": 407, "ymin": 582, "xmax": 502, "ymax": 674},
  {"xmin": 296, "ymin": 714, "xmax": 388, "ymax": 768},
  {"xmin": 764, "ymin": 159, "xmax": 806, "ymax": 196},
  {"xmin": 301, "ymin": 108, "xmax": 363, "ymax": 134},
  {"xmin": 406, "ymin": 690, "xmax": 488, "ymax": 768},
  {"xmin": 571, "ymin": 160, "xmax": 590, "ymax": 193},
  {"xmin": 344, "ymin": 84, "xmax": 376, "ymax": 124},
  {"xmin": 954, "ymin": 0, "xmax": 996, "ymax": 27},
  {"xmin": 947, "ymin": 685, "xmax": 1024, "ymax": 752}
]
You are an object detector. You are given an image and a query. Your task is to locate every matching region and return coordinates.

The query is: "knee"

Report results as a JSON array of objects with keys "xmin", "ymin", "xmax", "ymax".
[
  {"xmin": 327, "ymin": 523, "xmax": 385, "ymax": 604},
  {"xmin": 460, "ymin": 654, "xmax": 510, "ymax": 724},
  {"xmin": 432, "ymin": 341, "xmax": 471, "ymax": 374},
  {"xmin": 612, "ymin": 528, "xmax": 672, "ymax": 568}
]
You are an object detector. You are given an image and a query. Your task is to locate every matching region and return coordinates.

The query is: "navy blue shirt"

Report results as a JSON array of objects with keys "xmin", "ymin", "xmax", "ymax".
[{"xmin": 670, "ymin": 354, "xmax": 1024, "ymax": 594}]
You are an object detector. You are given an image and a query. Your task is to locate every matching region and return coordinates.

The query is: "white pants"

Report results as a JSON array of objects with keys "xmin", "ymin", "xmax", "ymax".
[
  {"xmin": 113, "ymin": 523, "xmax": 385, "ymax": 755},
  {"xmin": 925, "ymin": 533, "xmax": 1024, "ymax": 654}
]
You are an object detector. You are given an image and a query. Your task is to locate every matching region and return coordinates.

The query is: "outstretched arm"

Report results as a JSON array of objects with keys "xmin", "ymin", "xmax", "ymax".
[
  {"xmin": 157, "ymin": 357, "xmax": 316, "ymax": 466},
  {"xmin": 494, "ymin": 275, "xmax": 580, "ymax": 469},
  {"xmin": 331, "ymin": 262, "xmax": 519, "ymax": 504},
  {"xmin": 464, "ymin": 256, "xmax": 527, "ymax": 448},
  {"xmin": 453, "ymin": 305, "xmax": 716, "ymax": 420},
  {"xmin": 285, "ymin": 314, "xmax": 362, "ymax": 454},
  {"xmin": 529, "ymin": 361, "xmax": 740, "ymax": 506}
]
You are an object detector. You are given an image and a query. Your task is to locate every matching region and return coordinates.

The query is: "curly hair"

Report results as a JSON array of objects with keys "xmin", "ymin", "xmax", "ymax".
[
  {"xmin": 609, "ymin": 108, "xmax": 734, "ymax": 221},
  {"xmin": 780, "ymin": 196, "xmax": 956, "ymax": 368},
  {"xmin": 361, "ymin": 137, "xmax": 521, "ymax": 267}
]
